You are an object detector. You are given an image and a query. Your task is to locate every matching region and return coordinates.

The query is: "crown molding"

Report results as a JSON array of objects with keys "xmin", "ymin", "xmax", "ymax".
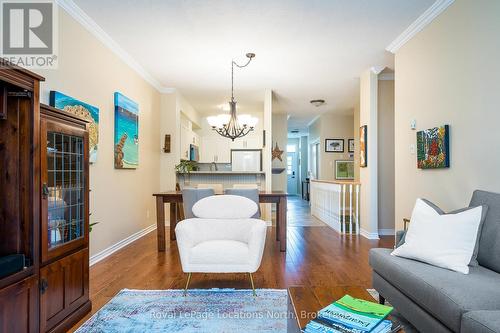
[
  {"xmin": 307, "ymin": 115, "xmax": 321, "ymax": 127},
  {"xmin": 55, "ymin": 0, "xmax": 175, "ymax": 94},
  {"xmin": 370, "ymin": 66, "xmax": 386, "ymax": 75},
  {"xmin": 386, "ymin": 0, "xmax": 455, "ymax": 54}
]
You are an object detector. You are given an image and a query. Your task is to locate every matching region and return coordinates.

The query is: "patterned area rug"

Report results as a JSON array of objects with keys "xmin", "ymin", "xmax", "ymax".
[{"xmin": 76, "ymin": 289, "xmax": 288, "ymax": 333}]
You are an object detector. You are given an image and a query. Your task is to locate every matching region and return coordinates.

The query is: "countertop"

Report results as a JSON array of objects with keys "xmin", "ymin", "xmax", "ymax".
[{"xmin": 177, "ymin": 171, "xmax": 265, "ymax": 175}]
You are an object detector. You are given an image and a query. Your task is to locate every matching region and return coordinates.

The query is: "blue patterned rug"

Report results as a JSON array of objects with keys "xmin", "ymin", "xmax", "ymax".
[{"xmin": 76, "ymin": 289, "xmax": 288, "ymax": 333}]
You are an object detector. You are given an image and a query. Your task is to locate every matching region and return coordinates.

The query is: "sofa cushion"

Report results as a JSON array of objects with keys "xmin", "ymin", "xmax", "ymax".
[
  {"xmin": 419, "ymin": 198, "xmax": 489, "ymax": 267},
  {"xmin": 461, "ymin": 311, "xmax": 500, "ymax": 333},
  {"xmin": 370, "ymin": 248, "xmax": 500, "ymax": 332},
  {"xmin": 391, "ymin": 199, "xmax": 485, "ymax": 274},
  {"xmin": 470, "ymin": 190, "xmax": 500, "ymax": 273}
]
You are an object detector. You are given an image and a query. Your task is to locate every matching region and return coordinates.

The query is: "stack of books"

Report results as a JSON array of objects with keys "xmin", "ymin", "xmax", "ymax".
[{"xmin": 303, "ymin": 295, "xmax": 400, "ymax": 333}]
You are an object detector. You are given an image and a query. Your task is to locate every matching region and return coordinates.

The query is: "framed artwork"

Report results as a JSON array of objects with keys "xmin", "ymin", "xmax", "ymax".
[
  {"xmin": 360, "ymin": 125, "xmax": 367, "ymax": 167},
  {"xmin": 50, "ymin": 91, "xmax": 99, "ymax": 163},
  {"xmin": 114, "ymin": 92, "xmax": 139, "ymax": 169},
  {"xmin": 325, "ymin": 139, "xmax": 344, "ymax": 153},
  {"xmin": 335, "ymin": 160, "xmax": 354, "ymax": 180},
  {"xmin": 348, "ymin": 139, "xmax": 355, "ymax": 153},
  {"xmin": 417, "ymin": 125, "xmax": 450, "ymax": 169}
]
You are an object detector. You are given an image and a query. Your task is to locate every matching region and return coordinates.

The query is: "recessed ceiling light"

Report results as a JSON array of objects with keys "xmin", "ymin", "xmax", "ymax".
[{"xmin": 310, "ymin": 99, "xmax": 325, "ymax": 107}]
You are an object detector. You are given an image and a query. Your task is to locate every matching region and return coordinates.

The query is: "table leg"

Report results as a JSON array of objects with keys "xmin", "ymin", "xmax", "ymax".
[
  {"xmin": 156, "ymin": 196, "xmax": 166, "ymax": 252},
  {"xmin": 279, "ymin": 196, "xmax": 287, "ymax": 252},
  {"xmin": 276, "ymin": 202, "xmax": 280, "ymax": 241},
  {"xmin": 170, "ymin": 203, "xmax": 177, "ymax": 241}
]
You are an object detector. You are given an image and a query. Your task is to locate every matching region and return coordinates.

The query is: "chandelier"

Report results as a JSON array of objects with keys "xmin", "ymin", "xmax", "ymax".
[{"xmin": 207, "ymin": 53, "xmax": 258, "ymax": 141}]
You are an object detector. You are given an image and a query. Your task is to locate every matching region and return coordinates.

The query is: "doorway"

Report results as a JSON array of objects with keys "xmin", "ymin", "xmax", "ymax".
[
  {"xmin": 310, "ymin": 141, "xmax": 319, "ymax": 179},
  {"xmin": 287, "ymin": 144, "xmax": 298, "ymax": 195}
]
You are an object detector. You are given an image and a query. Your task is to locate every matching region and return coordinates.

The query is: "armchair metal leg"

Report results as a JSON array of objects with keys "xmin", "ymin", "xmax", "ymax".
[
  {"xmin": 183, "ymin": 273, "xmax": 192, "ymax": 296},
  {"xmin": 249, "ymin": 273, "xmax": 256, "ymax": 297}
]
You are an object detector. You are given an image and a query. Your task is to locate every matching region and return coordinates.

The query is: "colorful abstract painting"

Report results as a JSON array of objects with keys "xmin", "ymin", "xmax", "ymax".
[
  {"xmin": 50, "ymin": 91, "xmax": 99, "ymax": 163},
  {"xmin": 114, "ymin": 92, "xmax": 139, "ymax": 169},
  {"xmin": 417, "ymin": 125, "xmax": 450, "ymax": 169},
  {"xmin": 360, "ymin": 125, "xmax": 367, "ymax": 167}
]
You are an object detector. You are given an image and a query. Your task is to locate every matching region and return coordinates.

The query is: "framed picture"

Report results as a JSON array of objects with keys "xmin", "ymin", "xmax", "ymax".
[
  {"xmin": 417, "ymin": 125, "xmax": 450, "ymax": 169},
  {"xmin": 325, "ymin": 139, "xmax": 344, "ymax": 153},
  {"xmin": 114, "ymin": 92, "xmax": 139, "ymax": 169},
  {"xmin": 360, "ymin": 125, "xmax": 367, "ymax": 167},
  {"xmin": 50, "ymin": 91, "xmax": 99, "ymax": 163},
  {"xmin": 348, "ymin": 139, "xmax": 355, "ymax": 153},
  {"xmin": 335, "ymin": 160, "xmax": 354, "ymax": 180}
]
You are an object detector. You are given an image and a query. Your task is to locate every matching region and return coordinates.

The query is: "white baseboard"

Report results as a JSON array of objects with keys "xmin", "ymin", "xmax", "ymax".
[
  {"xmin": 360, "ymin": 228, "xmax": 380, "ymax": 240},
  {"xmin": 89, "ymin": 224, "xmax": 157, "ymax": 266},
  {"xmin": 378, "ymin": 228, "xmax": 395, "ymax": 236}
]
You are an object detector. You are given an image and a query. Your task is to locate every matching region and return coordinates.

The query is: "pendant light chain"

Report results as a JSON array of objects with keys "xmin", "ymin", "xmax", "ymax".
[{"xmin": 208, "ymin": 53, "xmax": 258, "ymax": 141}]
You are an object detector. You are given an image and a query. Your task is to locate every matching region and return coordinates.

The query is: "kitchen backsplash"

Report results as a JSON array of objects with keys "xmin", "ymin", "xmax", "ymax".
[{"xmin": 196, "ymin": 163, "xmax": 232, "ymax": 171}]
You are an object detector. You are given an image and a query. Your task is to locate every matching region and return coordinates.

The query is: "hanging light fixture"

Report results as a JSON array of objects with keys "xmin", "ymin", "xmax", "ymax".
[{"xmin": 207, "ymin": 53, "xmax": 258, "ymax": 141}]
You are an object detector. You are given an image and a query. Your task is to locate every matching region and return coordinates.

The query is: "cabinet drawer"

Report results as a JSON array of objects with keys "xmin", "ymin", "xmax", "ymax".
[{"xmin": 40, "ymin": 248, "xmax": 89, "ymax": 332}]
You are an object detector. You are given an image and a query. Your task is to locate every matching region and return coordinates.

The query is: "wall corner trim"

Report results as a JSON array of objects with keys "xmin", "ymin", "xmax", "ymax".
[
  {"xmin": 55, "ymin": 0, "xmax": 175, "ymax": 93},
  {"xmin": 89, "ymin": 224, "xmax": 157, "ymax": 266},
  {"xmin": 378, "ymin": 228, "xmax": 395, "ymax": 236},
  {"xmin": 386, "ymin": 0, "xmax": 455, "ymax": 54},
  {"xmin": 360, "ymin": 228, "xmax": 380, "ymax": 240}
]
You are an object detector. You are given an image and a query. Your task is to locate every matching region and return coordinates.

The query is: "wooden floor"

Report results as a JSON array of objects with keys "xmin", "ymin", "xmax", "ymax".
[{"xmin": 71, "ymin": 197, "xmax": 394, "ymax": 331}]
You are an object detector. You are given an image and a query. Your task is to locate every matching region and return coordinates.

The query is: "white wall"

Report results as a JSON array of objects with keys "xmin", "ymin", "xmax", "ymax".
[
  {"xmin": 35, "ymin": 9, "xmax": 165, "ymax": 256},
  {"xmin": 377, "ymin": 79, "xmax": 395, "ymax": 234},
  {"xmin": 272, "ymin": 114, "xmax": 288, "ymax": 192},
  {"xmin": 308, "ymin": 113, "xmax": 354, "ymax": 181},
  {"xmin": 394, "ymin": 0, "xmax": 500, "ymax": 230},
  {"xmin": 359, "ymin": 69, "xmax": 379, "ymax": 238}
]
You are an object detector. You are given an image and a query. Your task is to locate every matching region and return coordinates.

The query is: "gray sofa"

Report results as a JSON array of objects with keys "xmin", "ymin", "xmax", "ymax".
[{"xmin": 369, "ymin": 190, "xmax": 500, "ymax": 333}]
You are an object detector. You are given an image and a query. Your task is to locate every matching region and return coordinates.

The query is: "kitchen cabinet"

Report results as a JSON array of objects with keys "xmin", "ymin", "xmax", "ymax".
[
  {"xmin": 230, "ymin": 135, "xmax": 261, "ymax": 150},
  {"xmin": 200, "ymin": 136, "xmax": 231, "ymax": 163},
  {"xmin": 180, "ymin": 122, "xmax": 200, "ymax": 160}
]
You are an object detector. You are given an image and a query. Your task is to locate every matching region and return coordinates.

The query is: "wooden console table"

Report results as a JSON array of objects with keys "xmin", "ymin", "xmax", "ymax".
[{"xmin": 152, "ymin": 191, "xmax": 288, "ymax": 252}]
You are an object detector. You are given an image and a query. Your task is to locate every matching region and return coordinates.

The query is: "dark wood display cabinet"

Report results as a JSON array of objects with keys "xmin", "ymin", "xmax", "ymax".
[{"xmin": 0, "ymin": 60, "xmax": 91, "ymax": 333}]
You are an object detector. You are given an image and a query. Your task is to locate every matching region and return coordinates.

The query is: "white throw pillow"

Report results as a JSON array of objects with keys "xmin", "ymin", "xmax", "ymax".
[
  {"xmin": 192, "ymin": 195, "xmax": 258, "ymax": 219},
  {"xmin": 391, "ymin": 198, "xmax": 483, "ymax": 274}
]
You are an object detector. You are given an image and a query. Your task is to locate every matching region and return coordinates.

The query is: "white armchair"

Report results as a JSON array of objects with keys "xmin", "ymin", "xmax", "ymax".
[{"xmin": 175, "ymin": 195, "xmax": 267, "ymax": 296}]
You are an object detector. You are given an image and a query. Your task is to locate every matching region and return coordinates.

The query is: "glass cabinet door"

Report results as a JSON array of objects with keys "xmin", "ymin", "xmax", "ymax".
[{"xmin": 41, "ymin": 118, "xmax": 88, "ymax": 262}]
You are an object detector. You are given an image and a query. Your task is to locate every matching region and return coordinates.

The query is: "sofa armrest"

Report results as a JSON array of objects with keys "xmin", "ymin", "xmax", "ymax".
[
  {"xmin": 462, "ymin": 311, "xmax": 500, "ymax": 333},
  {"xmin": 395, "ymin": 230, "xmax": 406, "ymax": 248}
]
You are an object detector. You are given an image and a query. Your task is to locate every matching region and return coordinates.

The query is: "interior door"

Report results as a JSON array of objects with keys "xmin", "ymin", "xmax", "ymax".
[{"xmin": 287, "ymin": 151, "xmax": 298, "ymax": 194}]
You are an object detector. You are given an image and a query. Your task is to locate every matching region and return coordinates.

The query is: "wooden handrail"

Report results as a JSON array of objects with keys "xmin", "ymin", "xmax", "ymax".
[{"xmin": 310, "ymin": 179, "xmax": 361, "ymax": 185}]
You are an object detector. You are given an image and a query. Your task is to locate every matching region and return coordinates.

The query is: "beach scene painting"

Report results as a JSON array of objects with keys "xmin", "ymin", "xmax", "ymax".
[
  {"xmin": 114, "ymin": 92, "xmax": 139, "ymax": 169},
  {"xmin": 50, "ymin": 91, "xmax": 99, "ymax": 163}
]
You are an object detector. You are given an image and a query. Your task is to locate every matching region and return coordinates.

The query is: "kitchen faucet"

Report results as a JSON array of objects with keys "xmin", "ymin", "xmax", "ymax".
[{"xmin": 210, "ymin": 161, "xmax": 218, "ymax": 171}]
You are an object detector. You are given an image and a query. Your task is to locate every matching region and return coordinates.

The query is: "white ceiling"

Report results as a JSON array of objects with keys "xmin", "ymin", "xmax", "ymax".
[{"xmin": 73, "ymin": 0, "xmax": 434, "ymax": 130}]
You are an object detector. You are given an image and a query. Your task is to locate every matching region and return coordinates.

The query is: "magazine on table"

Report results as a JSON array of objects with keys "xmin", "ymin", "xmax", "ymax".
[{"xmin": 302, "ymin": 294, "xmax": 398, "ymax": 333}]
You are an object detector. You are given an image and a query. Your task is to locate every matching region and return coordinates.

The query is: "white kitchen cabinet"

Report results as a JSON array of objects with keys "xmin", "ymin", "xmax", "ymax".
[
  {"xmin": 216, "ymin": 137, "xmax": 231, "ymax": 163},
  {"xmin": 230, "ymin": 135, "xmax": 261, "ymax": 150},
  {"xmin": 199, "ymin": 137, "xmax": 216, "ymax": 163},
  {"xmin": 200, "ymin": 136, "xmax": 231, "ymax": 163}
]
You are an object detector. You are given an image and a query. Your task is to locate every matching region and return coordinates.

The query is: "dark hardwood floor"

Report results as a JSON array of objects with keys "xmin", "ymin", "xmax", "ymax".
[{"xmin": 70, "ymin": 198, "xmax": 394, "ymax": 331}]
